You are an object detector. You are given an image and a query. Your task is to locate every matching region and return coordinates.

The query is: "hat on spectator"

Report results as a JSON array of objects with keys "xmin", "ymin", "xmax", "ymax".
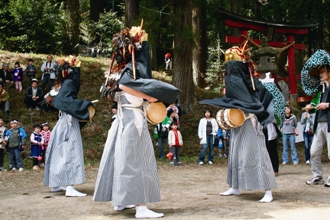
[
  {"xmin": 0, "ymin": 83, "xmax": 3, "ymax": 87},
  {"xmin": 32, "ymin": 78, "xmax": 38, "ymax": 83},
  {"xmin": 42, "ymin": 122, "xmax": 50, "ymax": 128},
  {"xmin": 10, "ymin": 119, "xmax": 19, "ymax": 124}
]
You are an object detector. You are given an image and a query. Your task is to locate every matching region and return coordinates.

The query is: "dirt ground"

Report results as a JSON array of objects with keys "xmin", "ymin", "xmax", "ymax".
[{"xmin": 1, "ymin": 161, "xmax": 330, "ymax": 220}]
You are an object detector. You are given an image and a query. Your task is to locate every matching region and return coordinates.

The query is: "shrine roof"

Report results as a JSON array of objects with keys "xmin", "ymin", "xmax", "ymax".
[{"xmin": 215, "ymin": 8, "xmax": 318, "ymax": 30}]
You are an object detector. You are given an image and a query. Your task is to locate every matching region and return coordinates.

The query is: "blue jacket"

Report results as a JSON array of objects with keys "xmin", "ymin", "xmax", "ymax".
[
  {"xmin": 217, "ymin": 129, "xmax": 230, "ymax": 139},
  {"xmin": 5, "ymin": 127, "xmax": 27, "ymax": 150}
]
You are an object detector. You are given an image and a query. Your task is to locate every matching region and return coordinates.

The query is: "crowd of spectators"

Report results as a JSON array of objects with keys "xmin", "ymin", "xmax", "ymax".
[
  {"xmin": 0, "ymin": 56, "xmax": 55, "ymax": 172},
  {"xmin": 0, "ymin": 55, "xmax": 59, "ymax": 115}
]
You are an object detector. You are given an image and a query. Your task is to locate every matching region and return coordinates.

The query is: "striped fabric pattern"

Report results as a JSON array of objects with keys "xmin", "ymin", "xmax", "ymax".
[
  {"xmin": 43, "ymin": 113, "xmax": 85, "ymax": 187},
  {"xmin": 227, "ymin": 116, "xmax": 277, "ymax": 190},
  {"xmin": 93, "ymin": 92, "xmax": 161, "ymax": 206}
]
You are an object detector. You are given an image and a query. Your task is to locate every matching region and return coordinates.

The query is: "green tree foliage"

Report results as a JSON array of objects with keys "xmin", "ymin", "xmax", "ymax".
[
  {"xmin": 138, "ymin": 0, "xmax": 174, "ymax": 68},
  {"xmin": 1, "ymin": 0, "xmax": 330, "ymax": 67},
  {"xmin": 6, "ymin": 0, "xmax": 65, "ymax": 54},
  {"xmin": 205, "ymin": 37, "xmax": 225, "ymax": 93},
  {"xmin": 0, "ymin": 0, "xmax": 12, "ymax": 50},
  {"xmin": 80, "ymin": 20, "xmax": 95, "ymax": 47},
  {"xmin": 94, "ymin": 10, "xmax": 124, "ymax": 48}
]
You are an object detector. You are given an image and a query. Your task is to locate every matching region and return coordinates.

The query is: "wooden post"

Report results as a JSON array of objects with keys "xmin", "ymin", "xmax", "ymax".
[{"xmin": 287, "ymin": 35, "xmax": 298, "ymax": 105}]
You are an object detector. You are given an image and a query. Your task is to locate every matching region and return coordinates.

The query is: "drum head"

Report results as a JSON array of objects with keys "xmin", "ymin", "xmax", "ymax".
[
  {"xmin": 216, "ymin": 109, "xmax": 231, "ymax": 130},
  {"xmin": 147, "ymin": 102, "xmax": 166, "ymax": 124},
  {"xmin": 227, "ymin": 108, "xmax": 245, "ymax": 127}
]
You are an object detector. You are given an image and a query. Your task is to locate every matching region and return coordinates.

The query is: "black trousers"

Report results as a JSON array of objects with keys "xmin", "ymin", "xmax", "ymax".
[
  {"xmin": 41, "ymin": 149, "xmax": 46, "ymax": 164},
  {"xmin": 263, "ymin": 127, "xmax": 279, "ymax": 172},
  {"xmin": 0, "ymin": 148, "xmax": 4, "ymax": 168},
  {"xmin": 33, "ymin": 158, "xmax": 39, "ymax": 166},
  {"xmin": 24, "ymin": 97, "xmax": 43, "ymax": 108},
  {"xmin": 266, "ymin": 139, "xmax": 279, "ymax": 172},
  {"xmin": 40, "ymin": 74, "xmax": 54, "ymax": 92},
  {"xmin": 170, "ymin": 145, "xmax": 181, "ymax": 162}
]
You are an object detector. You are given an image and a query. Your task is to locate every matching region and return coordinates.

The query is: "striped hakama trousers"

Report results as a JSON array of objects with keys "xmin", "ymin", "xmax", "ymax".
[
  {"xmin": 43, "ymin": 112, "xmax": 85, "ymax": 187},
  {"xmin": 93, "ymin": 92, "xmax": 161, "ymax": 206},
  {"xmin": 227, "ymin": 116, "xmax": 277, "ymax": 190}
]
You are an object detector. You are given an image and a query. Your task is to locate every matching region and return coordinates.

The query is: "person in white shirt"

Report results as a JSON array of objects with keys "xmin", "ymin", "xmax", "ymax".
[
  {"xmin": 40, "ymin": 55, "xmax": 57, "ymax": 92},
  {"xmin": 198, "ymin": 109, "xmax": 218, "ymax": 165}
]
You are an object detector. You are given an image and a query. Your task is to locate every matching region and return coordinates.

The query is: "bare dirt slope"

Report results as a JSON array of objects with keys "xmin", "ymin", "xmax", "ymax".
[{"xmin": 0, "ymin": 162, "xmax": 329, "ymax": 220}]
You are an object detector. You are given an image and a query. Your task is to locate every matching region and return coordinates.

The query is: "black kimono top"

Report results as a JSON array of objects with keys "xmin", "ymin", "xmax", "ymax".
[
  {"xmin": 52, "ymin": 67, "xmax": 92, "ymax": 121},
  {"xmin": 118, "ymin": 42, "xmax": 180, "ymax": 105},
  {"xmin": 199, "ymin": 60, "xmax": 274, "ymax": 126}
]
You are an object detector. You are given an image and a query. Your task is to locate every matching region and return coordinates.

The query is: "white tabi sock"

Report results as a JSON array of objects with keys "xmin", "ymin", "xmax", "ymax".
[
  {"xmin": 259, "ymin": 190, "xmax": 273, "ymax": 203},
  {"xmin": 220, "ymin": 188, "xmax": 240, "ymax": 196},
  {"xmin": 135, "ymin": 206, "xmax": 164, "ymax": 219},
  {"xmin": 65, "ymin": 186, "xmax": 87, "ymax": 197}
]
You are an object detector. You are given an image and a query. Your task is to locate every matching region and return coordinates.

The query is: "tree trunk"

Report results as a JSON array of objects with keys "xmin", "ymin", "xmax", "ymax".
[
  {"xmin": 173, "ymin": 0, "xmax": 195, "ymax": 112},
  {"xmin": 150, "ymin": 40, "xmax": 158, "ymax": 70},
  {"xmin": 192, "ymin": 2, "xmax": 207, "ymax": 88},
  {"xmin": 125, "ymin": 0, "xmax": 139, "ymax": 27},
  {"xmin": 90, "ymin": 0, "xmax": 106, "ymax": 22},
  {"xmin": 66, "ymin": 0, "xmax": 80, "ymax": 55}
]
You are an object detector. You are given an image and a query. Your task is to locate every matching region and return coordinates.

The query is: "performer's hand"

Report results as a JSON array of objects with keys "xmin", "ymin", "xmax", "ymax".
[
  {"xmin": 147, "ymin": 97, "xmax": 158, "ymax": 103},
  {"xmin": 316, "ymin": 102, "xmax": 329, "ymax": 110}
]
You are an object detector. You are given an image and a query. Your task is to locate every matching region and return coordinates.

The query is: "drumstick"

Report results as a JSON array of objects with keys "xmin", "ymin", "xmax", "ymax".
[
  {"xmin": 248, "ymin": 66, "xmax": 255, "ymax": 91},
  {"xmin": 302, "ymin": 106, "xmax": 316, "ymax": 111},
  {"xmin": 100, "ymin": 53, "xmax": 116, "ymax": 93},
  {"xmin": 131, "ymin": 45, "xmax": 136, "ymax": 80},
  {"xmin": 91, "ymin": 100, "xmax": 99, "ymax": 103}
]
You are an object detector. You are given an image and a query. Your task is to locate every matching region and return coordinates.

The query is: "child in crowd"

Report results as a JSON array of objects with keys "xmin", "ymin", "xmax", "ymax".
[
  {"xmin": 218, "ymin": 128, "xmax": 230, "ymax": 158},
  {"xmin": 168, "ymin": 122, "xmax": 183, "ymax": 166},
  {"xmin": 301, "ymin": 104, "xmax": 315, "ymax": 165},
  {"xmin": 30, "ymin": 123, "xmax": 44, "ymax": 170},
  {"xmin": 11, "ymin": 61, "xmax": 24, "ymax": 92},
  {"xmin": 167, "ymin": 103, "xmax": 179, "ymax": 115},
  {"xmin": 280, "ymin": 106, "xmax": 299, "ymax": 165},
  {"xmin": 40, "ymin": 122, "xmax": 51, "ymax": 167},
  {"xmin": 0, "ymin": 118, "xmax": 7, "ymax": 171},
  {"xmin": 25, "ymin": 58, "xmax": 37, "ymax": 87},
  {"xmin": 4, "ymin": 119, "xmax": 27, "ymax": 171},
  {"xmin": 155, "ymin": 116, "xmax": 171, "ymax": 159}
]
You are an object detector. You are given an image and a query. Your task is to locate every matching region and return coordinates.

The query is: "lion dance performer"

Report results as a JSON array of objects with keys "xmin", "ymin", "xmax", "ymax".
[
  {"xmin": 93, "ymin": 24, "xmax": 180, "ymax": 218},
  {"xmin": 200, "ymin": 60, "xmax": 277, "ymax": 202},
  {"xmin": 43, "ymin": 57, "xmax": 95, "ymax": 197}
]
